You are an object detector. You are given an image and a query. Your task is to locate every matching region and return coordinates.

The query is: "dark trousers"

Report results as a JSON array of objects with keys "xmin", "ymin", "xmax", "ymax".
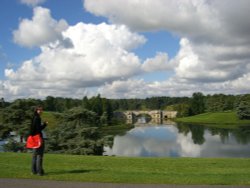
[{"xmin": 32, "ymin": 142, "xmax": 45, "ymax": 175}]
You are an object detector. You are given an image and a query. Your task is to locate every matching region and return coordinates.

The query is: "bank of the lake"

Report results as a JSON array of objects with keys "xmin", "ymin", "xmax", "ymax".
[
  {"xmin": 176, "ymin": 111, "xmax": 250, "ymax": 128},
  {"xmin": 0, "ymin": 153, "xmax": 250, "ymax": 185}
]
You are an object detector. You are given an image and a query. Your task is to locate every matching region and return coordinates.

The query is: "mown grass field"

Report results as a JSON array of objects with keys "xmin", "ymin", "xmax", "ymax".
[
  {"xmin": 41, "ymin": 111, "xmax": 61, "ymax": 129},
  {"xmin": 0, "ymin": 152, "xmax": 250, "ymax": 185},
  {"xmin": 176, "ymin": 111, "xmax": 250, "ymax": 128}
]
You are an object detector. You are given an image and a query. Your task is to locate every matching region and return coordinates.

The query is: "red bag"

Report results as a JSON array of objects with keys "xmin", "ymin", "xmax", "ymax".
[{"xmin": 26, "ymin": 134, "xmax": 42, "ymax": 149}]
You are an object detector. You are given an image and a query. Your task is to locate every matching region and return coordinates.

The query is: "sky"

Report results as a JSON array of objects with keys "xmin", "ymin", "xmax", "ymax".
[{"xmin": 1, "ymin": 0, "xmax": 250, "ymax": 100}]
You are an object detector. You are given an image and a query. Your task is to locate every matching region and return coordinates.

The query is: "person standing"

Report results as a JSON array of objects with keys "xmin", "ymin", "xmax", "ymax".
[{"xmin": 30, "ymin": 106, "xmax": 47, "ymax": 176}]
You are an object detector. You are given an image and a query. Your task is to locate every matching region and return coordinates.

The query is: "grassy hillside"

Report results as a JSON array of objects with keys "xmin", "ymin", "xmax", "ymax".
[
  {"xmin": 176, "ymin": 111, "xmax": 250, "ymax": 126},
  {"xmin": 41, "ymin": 111, "xmax": 62, "ymax": 129},
  {"xmin": 0, "ymin": 153, "xmax": 250, "ymax": 185}
]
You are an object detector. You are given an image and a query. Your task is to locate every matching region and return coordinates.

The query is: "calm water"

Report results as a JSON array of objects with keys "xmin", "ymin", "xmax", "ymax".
[{"xmin": 104, "ymin": 123, "xmax": 250, "ymax": 157}]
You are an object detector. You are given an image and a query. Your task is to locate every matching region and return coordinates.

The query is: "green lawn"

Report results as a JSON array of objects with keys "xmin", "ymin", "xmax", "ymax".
[
  {"xmin": 41, "ymin": 111, "xmax": 61, "ymax": 129},
  {"xmin": 176, "ymin": 111, "xmax": 250, "ymax": 127},
  {"xmin": 0, "ymin": 153, "xmax": 250, "ymax": 185}
]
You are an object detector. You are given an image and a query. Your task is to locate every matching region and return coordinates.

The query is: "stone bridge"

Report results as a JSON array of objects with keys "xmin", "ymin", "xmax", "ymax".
[{"xmin": 121, "ymin": 110, "xmax": 178, "ymax": 120}]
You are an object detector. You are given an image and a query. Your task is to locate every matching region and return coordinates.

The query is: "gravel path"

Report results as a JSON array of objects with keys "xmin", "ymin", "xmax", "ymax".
[{"xmin": 1, "ymin": 178, "xmax": 250, "ymax": 188}]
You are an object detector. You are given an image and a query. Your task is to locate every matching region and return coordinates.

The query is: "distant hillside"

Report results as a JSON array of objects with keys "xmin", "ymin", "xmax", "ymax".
[
  {"xmin": 176, "ymin": 111, "xmax": 250, "ymax": 126},
  {"xmin": 41, "ymin": 111, "xmax": 62, "ymax": 129}
]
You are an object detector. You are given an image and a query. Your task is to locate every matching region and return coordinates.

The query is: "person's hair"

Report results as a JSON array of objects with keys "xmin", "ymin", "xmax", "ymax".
[{"xmin": 34, "ymin": 106, "xmax": 43, "ymax": 115}]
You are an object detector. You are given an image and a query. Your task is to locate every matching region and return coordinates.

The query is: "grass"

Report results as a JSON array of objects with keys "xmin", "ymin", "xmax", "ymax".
[
  {"xmin": 41, "ymin": 111, "xmax": 62, "ymax": 129},
  {"xmin": 0, "ymin": 152, "xmax": 250, "ymax": 185},
  {"xmin": 176, "ymin": 111, "xmax": 250, "ymax": 128}
]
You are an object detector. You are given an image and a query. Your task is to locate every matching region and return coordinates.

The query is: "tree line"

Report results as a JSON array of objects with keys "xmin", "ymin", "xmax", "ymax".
[
  {"xmin": 1, "ymin": 92, "xmax": 250, "ymax": 122},
  {"xmin": 0, "ymin": 93, "xmax": 250, "ymax": 154}
]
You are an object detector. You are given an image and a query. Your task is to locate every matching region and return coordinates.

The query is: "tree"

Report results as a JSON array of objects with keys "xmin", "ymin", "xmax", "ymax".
[
  {"xmin": 46, "ymin": 108, "xmax": 105, "ymax": 155},
  {"xmin": 237, "ymin": 99, "xmax": 250, "ymax": 120},
  {"xmin": 44, "ymin": 96, "xmax": 56, "ymax": 111},
  {"xmin": 101, "ymin": 99, "xmax": 113, "ymax": 125},
  {"xmin": 169, "ymin": 103, "xmax": 190, "ymax": 117},
  {"xmin": 205, "ymin": 94, "xmax": 236, "ymax": 112},
  {"xmin": 89, "ymin": 94, "xmax": 103, "ymax": 116},
  {"xmin": 190, "ymin": 92, "xmax": 205, "ymax": 115},
  {"xmin": 0, "ymin": 98, "xmax": 5, "ymax": 108},
  {"xmin": 82, "ymin": 96, "xmax": 90, "ymax": 109},
  {"xmin": 0, "ymin": 99, "xmax": 40, "ymax": 145}
]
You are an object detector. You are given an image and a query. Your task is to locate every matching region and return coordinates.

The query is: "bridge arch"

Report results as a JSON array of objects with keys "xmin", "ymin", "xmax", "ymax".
[{"xmin": 122, "ymin": 110, "xmax": 177, "ymax": 121}]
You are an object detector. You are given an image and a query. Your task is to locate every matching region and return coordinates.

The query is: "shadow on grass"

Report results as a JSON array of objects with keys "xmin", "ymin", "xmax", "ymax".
[{"xmin": 48, "ymin": 169, "xmax": 101, "ymax": 175}]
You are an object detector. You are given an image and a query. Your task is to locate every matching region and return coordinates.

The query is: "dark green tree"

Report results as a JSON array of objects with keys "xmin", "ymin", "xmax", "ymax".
[
  {"xmin": 101, "ymin": 98, "xmax": 113, "ymax": 125},
  {"xmin": 0, "ymin": 98, "xmax": 5, "ymax": 108},
  {"xmin": 237, "ymin": 99, "xmax": 250, "ymax": 120},
  {"xmin": 44, "ymin": 96, "xmax": 56, "ymax": 111},
  {"xmin": 46, "ymin": 107, "xmax": 105, "ymax": 155},
  {"xmin": 89, "ymin": 94, "xmax": 103, "ymax": 116},
  {"xmin": 190, "ymin": 92, "xmax": 205, "ymax": 115},
  {"xmin": 82, "ymin": 96, "xmax": 90, "ymax": 109}
]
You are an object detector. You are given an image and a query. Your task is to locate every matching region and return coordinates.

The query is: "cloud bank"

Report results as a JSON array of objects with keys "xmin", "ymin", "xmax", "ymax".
[
  {"xmin": 4, "ymin": 7, "xmax": 147, "ymax": 99},
  {"xmin": 1, "ymin": 0, "xmax": 250, "ymax": 99},
  {"xmin": 85, "ymin": 0, "xmax": 250, "ymax": 98}
]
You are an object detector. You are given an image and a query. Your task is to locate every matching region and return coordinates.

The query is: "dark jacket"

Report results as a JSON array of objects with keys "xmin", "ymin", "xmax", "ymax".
[{"xmin": 30, "ymin": 113, "xmax": 47, "ymax": 138}]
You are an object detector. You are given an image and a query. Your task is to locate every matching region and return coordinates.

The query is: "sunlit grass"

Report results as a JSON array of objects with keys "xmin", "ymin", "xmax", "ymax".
[
  {"xmin": 176, "ymin": 111, "xmax": 250, "ymax": 127},
  {"xmin": 41, "ymin": 111, "xmax": 61, "ymax": 129},
  {"xmin": 0, "ymin": 152, "xmax": 250, "ymax": 185}
]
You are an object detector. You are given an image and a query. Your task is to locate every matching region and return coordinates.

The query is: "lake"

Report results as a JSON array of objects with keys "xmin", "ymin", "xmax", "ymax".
[{"xmin": 104, "ymin": 123, "xmax": 250, "ymax": 158}]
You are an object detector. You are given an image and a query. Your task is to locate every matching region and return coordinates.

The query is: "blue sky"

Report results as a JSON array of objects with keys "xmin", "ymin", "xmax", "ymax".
[{"xmin": 1, "ymin": 0, "xmax": 250, "ymax": 100}]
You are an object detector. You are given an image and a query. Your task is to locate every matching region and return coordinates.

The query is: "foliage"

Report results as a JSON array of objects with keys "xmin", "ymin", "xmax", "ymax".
[
  {"xmin": 3, "ymin": 138, "xmax": 25, "ymax": 152},
  {"xmin": 64, "ymin": 107, "xmax": 100, "ymax": 125},
  {"xmin": 166, "ymin": 103, "xmax": 190, "ymax": 117},
  {"xmin": 0, "ymin": 98, "xmax": 10, "ymax": 108},
  {"xmin": 111, "ymin": 96, "xmax": 190, "ymax": 111},
  {"xmin": 0, "ymin": 98, "xmax": 42, "ymax": 140},
  {"xmin": 82, "ymin": 95, "xmax": 114, "ymax": 125},
  {"xmin": 236, "ymin": 95, "xmax": 250, "ymax": 120},
  {"xmin": 46, "ymin": 107, "xmax": 105, "ymax": 155},
  {"xmin": 205, "ymin": 94, "xmax": 236, "ymax": 112},
  {"xmin": 1, "ymin": 93, "xmax": 250, "ymax": 154},
  {"xmin": 44, "ymin": 96, "xmax": 81, "ymax": 112},
  {"xmin": 189, "ymin": 92, "xmax": 205, "ymax": 115}
]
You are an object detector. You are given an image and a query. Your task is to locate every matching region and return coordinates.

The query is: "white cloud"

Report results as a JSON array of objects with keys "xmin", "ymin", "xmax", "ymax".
[
  {"xmin": 84, "ymin": 0, "xmax": 250, "ymax": 44},
  {"xmin": 142, "ymin": 52, "xmax": 172, "ymax": 72},
  {"xmin": 13, "ymin": 7, "xmax": 68, "ymax": 47},
  {"xmin": 173, "ymin": 38, "xmax": 250, "ymax": 83},
  {"xmin": 5, "ymin": 17, "xmax": 146, "ymax": 99},
  {"xmin": 84, "ymin": 0, "xmax": 220, "ymax": 38},
  {"xmin": 3, "ymin": 1, "xmax": 250, "ymax": 100},
  {"xmin": 84, "ymin": 0, "xmax": 250, "ymax": 96},
  {"xmin": 97, "ymin": 80, "xmax": 153, "ymax": 98},
  {"xmin": 98, "ymin": 75, "xmax": 250, "ymax": 99},
  {"xmin": 20, "ymin": 0, "xmax": 46, "ymax": 7}
]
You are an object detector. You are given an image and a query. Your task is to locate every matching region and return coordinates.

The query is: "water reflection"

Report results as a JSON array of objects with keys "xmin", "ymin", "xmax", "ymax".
[
  {"xmin": 127, "ymin": 117, "xmax": 176, "ymax": 125},
  {"xmin": 104, "ymin": 124, "xmax": 250, "ymax": 158}
]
